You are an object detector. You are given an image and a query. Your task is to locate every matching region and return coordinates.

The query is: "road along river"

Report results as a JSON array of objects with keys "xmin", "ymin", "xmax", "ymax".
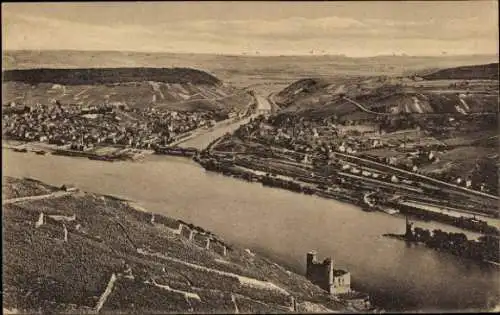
[{"xmin": 3, "ymin": 147, "xmax": 499, "ymax": 312}]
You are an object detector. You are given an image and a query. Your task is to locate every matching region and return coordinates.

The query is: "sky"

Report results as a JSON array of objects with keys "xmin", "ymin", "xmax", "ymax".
[{"xmin": 2, "ymin": 1, "xmax": 499, "ymax": 57}]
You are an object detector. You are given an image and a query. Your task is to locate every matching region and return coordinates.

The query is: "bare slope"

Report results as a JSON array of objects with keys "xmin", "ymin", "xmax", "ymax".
[{"xmin": 2, "ymin": 177, "xmax": 349, "ymax": 314}]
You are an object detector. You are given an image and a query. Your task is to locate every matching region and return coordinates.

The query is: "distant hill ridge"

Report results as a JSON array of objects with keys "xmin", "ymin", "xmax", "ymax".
[
  {"xmin": 423, "ymin": 63, "xmax": 499, "ymax": 80},
  {"xmin": 273, "ymin": 62, "xmax": 499, "ymax": 118},
  {"xmin": 2, "ymin": 67, "xmax": 222, "ymax": 86}
]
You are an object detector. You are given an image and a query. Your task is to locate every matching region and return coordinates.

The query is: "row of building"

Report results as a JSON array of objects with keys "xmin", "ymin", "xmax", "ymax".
[
  {"xmin": 2, "ymin": 103, "xmax": 218, "ymax": 150},
  {"xmin": 233, "ymin": 114, "xmax": 496, "ymax": 194}
]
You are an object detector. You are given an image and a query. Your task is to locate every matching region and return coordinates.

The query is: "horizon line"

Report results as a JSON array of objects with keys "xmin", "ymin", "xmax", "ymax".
[{"xmin": 3, "ymin": 49, "xmax": 499, "ymax": 59}]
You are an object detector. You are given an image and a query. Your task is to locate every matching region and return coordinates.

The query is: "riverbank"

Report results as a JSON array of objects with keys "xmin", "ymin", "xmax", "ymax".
[
  {"xmin": 3, "ymin": 140, "xmax": 152, "ymax": 162},
  {"xmin": 154, "ymin": 146, "xmax": 199, "ymax": 158},
  {"xmin": 0, "ymin": 113, "xmax": 247, "ymax": 162},
  {"xmin": 196, "ymin": 155, "xmax": 359, "ymax": 203},
  {"xmin": 194, "ymin": 152, "xmax": 500, "ymax": 236}
]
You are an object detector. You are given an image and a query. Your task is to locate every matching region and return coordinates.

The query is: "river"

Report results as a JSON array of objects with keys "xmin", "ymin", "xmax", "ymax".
[
  {"xmin": 178, "ymin": 92, "xmax": 270, "ymax": 150},
  {"xmin": 178, "ymin": 116, "xmax": 254, "ymax": 150},
  {"xmin": 3, "ymin": 148, "xmax": 499, "ymax": 312}
]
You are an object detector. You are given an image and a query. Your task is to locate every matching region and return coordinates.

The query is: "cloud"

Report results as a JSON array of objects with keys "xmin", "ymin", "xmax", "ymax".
[
  {"xmin": 2, "ymin": 11, "xmax": 498, "ymax": 56},
  {"xmin": 158, "ymin": 14, "xmax": 497, "ymax": 43},
  {"xmin": 3, "ymin": 13, "xmax": 164, "ymax": 51},
  {"xmin": 173, "ymin": 16, "xmax": 366, "ymax": 35}
]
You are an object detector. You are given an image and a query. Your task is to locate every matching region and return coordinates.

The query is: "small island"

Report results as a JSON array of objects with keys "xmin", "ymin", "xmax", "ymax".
[{"xmin": 384, "ymin": 217, "xmax": 500, "ymax": 267}]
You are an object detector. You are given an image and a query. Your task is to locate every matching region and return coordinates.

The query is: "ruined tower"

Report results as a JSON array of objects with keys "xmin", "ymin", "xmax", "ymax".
[
  {"xmin": 324, "ymin": 257, "xmax": 334, "ymax": 288},
  {"xmin": 306, "ymin": 251, "xmax": 351, "ymax": 295},
  {"xmin": 306, "ymin": 251, "xmax": 334, "ymax": 293},
  {"xmin": 306, "ymin": 251, "xmax": 317, "ymax": 279}
]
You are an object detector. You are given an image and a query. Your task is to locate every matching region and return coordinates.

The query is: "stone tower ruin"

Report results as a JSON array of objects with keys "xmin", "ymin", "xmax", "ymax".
[{"xmin": 306, "ymin": 251, "xmax": 351, "ymax": 295}]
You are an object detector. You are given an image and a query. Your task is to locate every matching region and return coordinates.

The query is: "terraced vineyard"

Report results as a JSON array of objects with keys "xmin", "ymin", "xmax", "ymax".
[
  {"xmin": 2, "ymin": 177, "xmax": 350, "ymax": 313},
  {"xmin": 2, "ymin": 67, "xmax": 249, "ymax": 113}
]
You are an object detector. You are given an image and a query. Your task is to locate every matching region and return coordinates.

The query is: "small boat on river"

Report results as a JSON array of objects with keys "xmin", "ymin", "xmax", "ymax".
[
  {"xmin": 362, "ymin": 192, "xmax": 377, "ymax": 212},
  {"xmin": 380, "ymin": 207, "xmax": 400, "ymax": 215}
]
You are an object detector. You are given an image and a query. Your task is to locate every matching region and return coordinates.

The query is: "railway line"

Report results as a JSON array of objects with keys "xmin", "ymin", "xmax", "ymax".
[{"xmin": 341, "ymin": 96, "xmax": 498, "ymax": 117}]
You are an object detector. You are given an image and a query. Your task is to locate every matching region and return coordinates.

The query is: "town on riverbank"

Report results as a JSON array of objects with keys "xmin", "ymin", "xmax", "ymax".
[{"xmin": 2, "ymin": 93, "xmax": 257, "ymax": 161}]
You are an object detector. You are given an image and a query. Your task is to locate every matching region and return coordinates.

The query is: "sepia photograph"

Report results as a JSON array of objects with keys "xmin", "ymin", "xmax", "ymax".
[{"xmin": 1, "ymin": 1, "xmax": 499, "ymax": 313}]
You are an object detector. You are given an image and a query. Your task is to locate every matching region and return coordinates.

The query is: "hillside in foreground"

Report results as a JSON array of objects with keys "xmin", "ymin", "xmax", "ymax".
[
  {"xmin": 2, "ymin": 67, "xmax": 251, "ymax": 112},
  {"xmin": 2, "ymin": 176, "xmax": 358, "ymax": 314}
]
